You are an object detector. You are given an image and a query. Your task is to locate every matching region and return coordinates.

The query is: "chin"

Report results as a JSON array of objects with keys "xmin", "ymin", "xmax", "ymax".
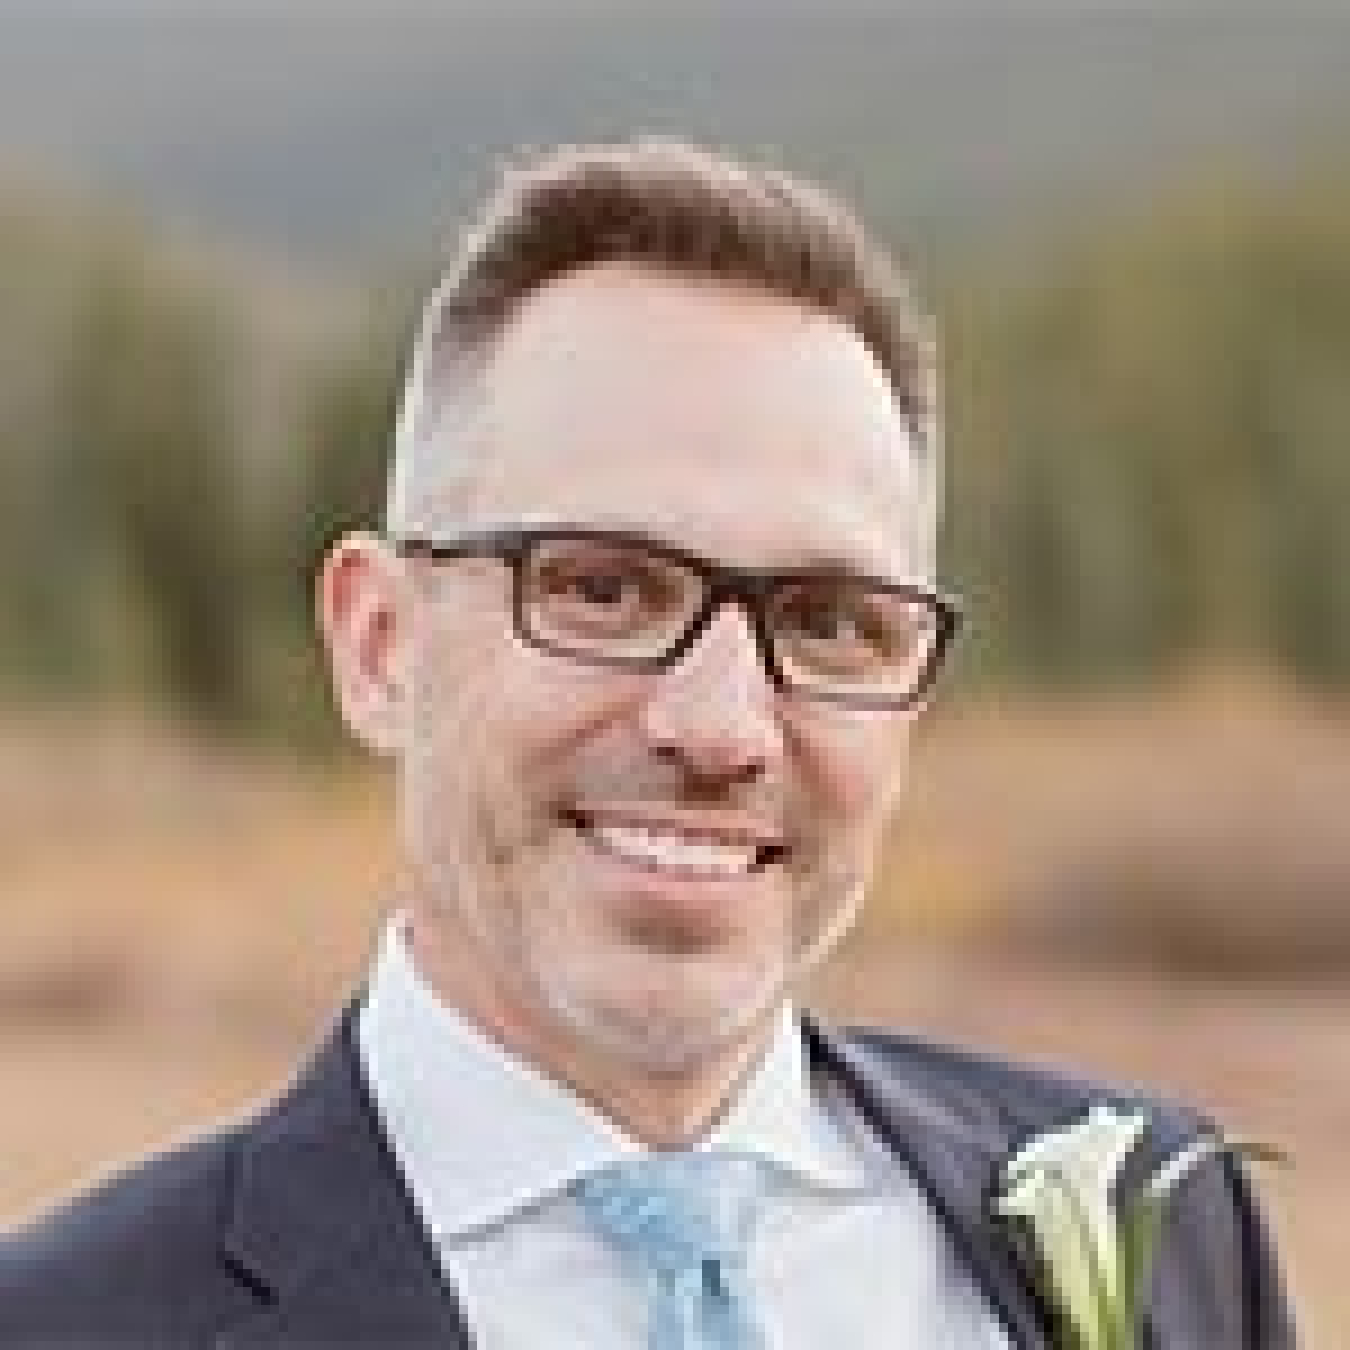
[{"xmin": 538, "ymin": 947, "xmax": 790, "ymax": 1074}]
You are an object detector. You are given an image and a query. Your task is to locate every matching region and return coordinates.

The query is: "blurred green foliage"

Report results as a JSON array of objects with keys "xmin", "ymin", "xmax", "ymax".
[
  {"xmin": 941, "ymin": 163, "xmax": 1350, "ymax": 700},
  {"xmin": 2, "ymin": 150, "xmax": 1348, "ymax": 745}
]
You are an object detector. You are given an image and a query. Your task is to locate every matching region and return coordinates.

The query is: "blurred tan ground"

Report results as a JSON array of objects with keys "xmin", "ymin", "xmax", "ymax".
[{"xmin": 1, "ymin": 698, "xmax": 1345, "ymax": 1344}]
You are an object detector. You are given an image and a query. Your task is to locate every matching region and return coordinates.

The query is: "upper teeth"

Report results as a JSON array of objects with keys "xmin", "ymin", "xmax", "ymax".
[{"xmin": 587, "ymin": 824, "xmax": 760, "ymax": 874}]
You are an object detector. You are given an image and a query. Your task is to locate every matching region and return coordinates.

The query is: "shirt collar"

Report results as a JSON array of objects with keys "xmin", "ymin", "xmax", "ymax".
[{"xmin": 357, "ymin": 913, "xmax": 866, "ymax": 1240}]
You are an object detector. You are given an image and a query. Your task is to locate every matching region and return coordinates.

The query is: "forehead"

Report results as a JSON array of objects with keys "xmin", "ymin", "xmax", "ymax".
[{"xmin": 449, "ymin": 263, "xmax": 933, "ymax": 576}]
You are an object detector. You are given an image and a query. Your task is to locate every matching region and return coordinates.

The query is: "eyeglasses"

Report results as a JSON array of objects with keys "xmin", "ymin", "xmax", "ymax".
[{"xmin": 391, "ymin": 525, "xmax": 962, "ymax": 712}]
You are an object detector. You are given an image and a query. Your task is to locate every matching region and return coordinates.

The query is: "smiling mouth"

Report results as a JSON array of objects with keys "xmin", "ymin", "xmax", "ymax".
[{"xmin": 559, "ymin": 808, "xmax": 790, "ymax": 877}]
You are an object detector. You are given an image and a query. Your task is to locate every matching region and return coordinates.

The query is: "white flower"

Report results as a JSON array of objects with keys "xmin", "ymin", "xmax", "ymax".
[
  {"xmin": 992, "ymin": 1107, "xmax": 1282, "ymax": 1349},
  {"xmin": 993, "ymin": 1104, "xmax": 1151, "ymax": 1347}
]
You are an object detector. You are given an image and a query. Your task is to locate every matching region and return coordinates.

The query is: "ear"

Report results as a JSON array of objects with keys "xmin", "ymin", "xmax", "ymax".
[{"xmin": 318, "ymin": 531, "xmax": 409, "ymax": 754}]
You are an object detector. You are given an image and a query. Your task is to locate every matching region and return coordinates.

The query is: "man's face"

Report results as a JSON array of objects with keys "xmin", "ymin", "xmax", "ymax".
[{"xmin": 397, "ymin": 263, "xmax": 934, "ymax": 1072}]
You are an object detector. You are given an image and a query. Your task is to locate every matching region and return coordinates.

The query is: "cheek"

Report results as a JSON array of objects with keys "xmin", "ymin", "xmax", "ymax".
[
  {"xmin": 793, "ymin": 709, "xmax": 912, "ymax": 826},
  {"xmin": 403, "ymin": 620, "xmax": 515, "ymax": 832},
  {"xmin": 412, "ymin": 620, "xmax": 647, "ymax": 792},
  {"xmin": 496, "ymin": 640, "xmax": 651, "ymax": 756},
  {"xmin": 408, "ymin": 654, "xmax": 499, "ymax": 782}
]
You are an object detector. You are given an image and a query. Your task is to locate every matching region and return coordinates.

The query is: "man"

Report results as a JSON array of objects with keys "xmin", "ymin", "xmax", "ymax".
[{"xmin": 1, "ymin": 139, "xmax": 1294, "ymax": 1348}]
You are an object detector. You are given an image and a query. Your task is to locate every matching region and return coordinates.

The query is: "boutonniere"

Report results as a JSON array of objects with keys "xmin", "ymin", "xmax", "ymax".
[{"xmin": 988, "ymin": 1103, "xmax": 1282, "ymax": 1350}]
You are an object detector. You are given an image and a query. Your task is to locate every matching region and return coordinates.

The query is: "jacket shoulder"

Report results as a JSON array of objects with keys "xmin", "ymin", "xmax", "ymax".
[
  {"xmin": 839, "ymin": 1022, "xmax": 1208, "ymax": 1145},
  {"xmin": 838, "ymin": 1024, "xmax": 1298, "ymax": 1348},
  {"xmin": 0, "ymin": 1119, "xmax": 258, "ymax": 1344}
]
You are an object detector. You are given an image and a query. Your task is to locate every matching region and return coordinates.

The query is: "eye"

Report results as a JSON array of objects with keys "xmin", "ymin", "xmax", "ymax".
[
  {"xmin": 778, "ymin": 588, "xmax": 884, "ymax": 648},
  {"xmin": 525, "ymin": 540, "xmax": 697, "ymax": 645},
  {"xmin": 557, "ymin": 566, "xmax": 638, "ymax": 608},
  {"xmin": 772, "ymin": 578, "xmax": 936, "ymax": 677},
  {"xmin": 538, "ymin": 555, "xmax": 665, "ymax": 611},
  {"xmin": 789, "ymin": 599, "xmax": 858, "ymax": 642}
]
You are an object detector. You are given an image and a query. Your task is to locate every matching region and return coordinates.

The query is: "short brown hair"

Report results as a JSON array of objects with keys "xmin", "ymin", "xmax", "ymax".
[{"xmin": 390, "ymin": 138, "xmax": 935, "ymax": 525}]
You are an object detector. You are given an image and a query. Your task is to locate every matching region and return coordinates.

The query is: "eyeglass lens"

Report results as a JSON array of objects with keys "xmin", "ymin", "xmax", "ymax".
[{"xmin": 519, "ymin": 535, "xmax": 942, "ymax": 702}]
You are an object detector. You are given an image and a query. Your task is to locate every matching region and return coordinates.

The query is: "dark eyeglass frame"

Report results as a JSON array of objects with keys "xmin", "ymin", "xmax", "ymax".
[{"xmin": 391, "ymin": 525, "xmax": 963, "ymax": 712}]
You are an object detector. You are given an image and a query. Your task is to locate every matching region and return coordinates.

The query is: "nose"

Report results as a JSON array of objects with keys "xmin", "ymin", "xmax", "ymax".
[{"xmin": 637, "ymin": 603, "xmax": 784, "ymax": 789}]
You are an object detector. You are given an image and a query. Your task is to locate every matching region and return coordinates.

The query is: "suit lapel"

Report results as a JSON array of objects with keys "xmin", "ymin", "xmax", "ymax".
[
  {"xmin": 213, "ymin": 996, "xmax": 474, "ymax": 1348},
  {"xmin": 803, "ymin": 1015, "xmax": 1057, "ymax": 1350},
  {"xmin": 212, "ymin": 994, "xmax": 1056, "ymax": 1348}
]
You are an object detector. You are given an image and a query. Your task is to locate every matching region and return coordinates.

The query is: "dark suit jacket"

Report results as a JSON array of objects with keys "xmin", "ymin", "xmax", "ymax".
[{"xmin": 0, "ymin": 996, "xmax": 1296, "ymax": 1348}]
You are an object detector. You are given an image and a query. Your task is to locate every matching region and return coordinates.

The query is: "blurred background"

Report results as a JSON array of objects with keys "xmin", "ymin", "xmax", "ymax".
[{"xmin": 2, "ymin": 0, "xmax": 1347, "ymax": 1339}]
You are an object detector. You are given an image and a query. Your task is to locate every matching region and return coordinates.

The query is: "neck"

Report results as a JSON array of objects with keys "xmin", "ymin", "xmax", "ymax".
[{"xmin": 404, "ymin": 909, "xmax": 780, "ymax": 1149}]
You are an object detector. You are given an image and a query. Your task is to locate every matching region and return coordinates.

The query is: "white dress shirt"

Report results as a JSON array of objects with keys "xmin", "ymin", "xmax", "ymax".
[{"xmin": 357, "ymin": 915, "xmax": 1010, "ymax": 1348}]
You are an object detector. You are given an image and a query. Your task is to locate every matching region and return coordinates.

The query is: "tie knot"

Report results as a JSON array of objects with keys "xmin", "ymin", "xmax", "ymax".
[{"xmin": 573, "ymin": 1153, "xmax": 762, "ymax": 1280}]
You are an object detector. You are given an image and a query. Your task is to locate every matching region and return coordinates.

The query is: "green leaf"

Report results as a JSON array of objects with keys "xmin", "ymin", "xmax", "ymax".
[{"xmin": 1118, "ymin": 1194, "xmax": 1168, "ymax": 1333}]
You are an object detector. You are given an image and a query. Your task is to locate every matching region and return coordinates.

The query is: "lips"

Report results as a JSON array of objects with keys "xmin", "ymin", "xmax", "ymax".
[{"xmin": 559, "ymin": 807, "xmax": 790, "ymax": 874}]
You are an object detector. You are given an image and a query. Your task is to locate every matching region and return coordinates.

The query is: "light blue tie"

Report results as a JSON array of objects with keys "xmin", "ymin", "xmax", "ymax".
[{"xmin": 573, "ymin": 1153, "xmax": 768, "ymax": 1350}]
